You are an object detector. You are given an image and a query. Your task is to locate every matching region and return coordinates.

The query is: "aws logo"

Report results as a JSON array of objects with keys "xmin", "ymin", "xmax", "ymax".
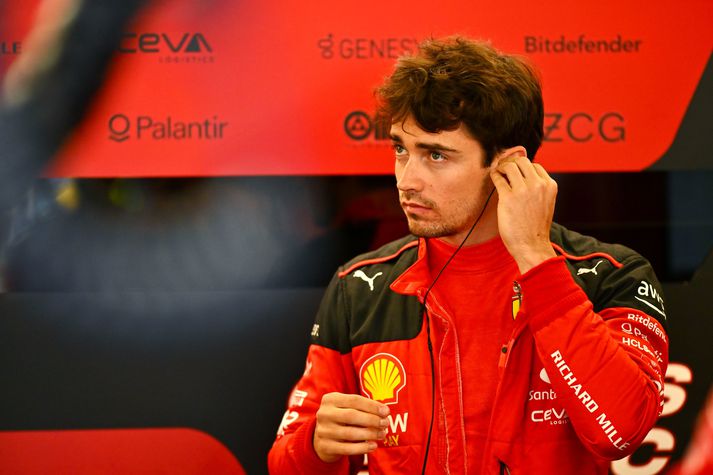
[
  {"xmin": 635, "ymin": 280, "xmax": 666, "ymax": 319},
  {"xmin": 360, "ymin": 353, "xmax": 406, "ymax": 405}
]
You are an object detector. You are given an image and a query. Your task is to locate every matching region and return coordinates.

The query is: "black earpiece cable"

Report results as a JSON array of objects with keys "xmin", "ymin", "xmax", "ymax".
[{"xmin": 420, "ymin": 187, "xmax": 496, "ymax": 474}]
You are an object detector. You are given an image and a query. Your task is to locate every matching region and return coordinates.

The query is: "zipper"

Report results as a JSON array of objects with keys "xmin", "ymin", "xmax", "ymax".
[
  {"xmin": 494, "ymin": 285, "xmax": 520, "ymax": 475},
  {"xmin": 423, "ymin": 291, "xmax": 469, "ymax": 474}
]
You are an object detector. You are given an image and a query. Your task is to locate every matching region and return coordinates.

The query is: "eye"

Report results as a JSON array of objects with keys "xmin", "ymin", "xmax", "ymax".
[
  {"xmin": 393, "ymin": 144, "xmax": 407, "ymax": 156},
  {"xmin": 430, "ymin": 151, "xmax": 445, "ymax": 161}
]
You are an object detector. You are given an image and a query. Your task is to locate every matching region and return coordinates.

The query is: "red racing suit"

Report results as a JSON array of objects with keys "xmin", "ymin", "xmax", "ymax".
[{"xmin": 268, "ymin": 223, "xmax": 669, "ymax": 474}]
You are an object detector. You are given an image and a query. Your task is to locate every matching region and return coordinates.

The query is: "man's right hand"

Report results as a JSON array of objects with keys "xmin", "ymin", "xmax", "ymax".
[{"xmin": 313, "ymin": 392, "xmax": 390, "ymax": 463}]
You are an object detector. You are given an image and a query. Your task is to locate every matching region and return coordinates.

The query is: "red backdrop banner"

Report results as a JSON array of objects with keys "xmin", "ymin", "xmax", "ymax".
[
  {"xmin": 0, "ymin": 429, "xmax": 246, "ymax": 474},
  {"xmin": 3, "ymin": 1, "xmax": 712, "ymax": 172}
]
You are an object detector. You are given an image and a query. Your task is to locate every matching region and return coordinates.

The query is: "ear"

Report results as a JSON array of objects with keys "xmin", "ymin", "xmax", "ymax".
[{"xmin": 491, "ymin": 146, "xmax": 528, "ymax": 168}]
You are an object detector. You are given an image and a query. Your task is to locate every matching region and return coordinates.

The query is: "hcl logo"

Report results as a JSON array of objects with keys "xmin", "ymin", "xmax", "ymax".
[{"xmin": 119, "ymin": 32, "xmax": 212, "ymax": 54}]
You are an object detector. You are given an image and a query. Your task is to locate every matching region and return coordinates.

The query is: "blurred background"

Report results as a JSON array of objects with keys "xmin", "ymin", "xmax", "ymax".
[{"xmin": 0, "ymin": 0, "xmax": 711, "ymax": 474}]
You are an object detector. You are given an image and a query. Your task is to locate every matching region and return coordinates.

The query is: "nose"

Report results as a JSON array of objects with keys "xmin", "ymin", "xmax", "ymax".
[{"xmin": 396, "ymin": 157, "xmax": 424, "ymax": 193}]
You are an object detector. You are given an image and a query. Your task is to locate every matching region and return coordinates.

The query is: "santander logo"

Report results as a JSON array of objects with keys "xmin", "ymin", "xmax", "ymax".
[{"xmin": 529, "ymin": 366, "xmax": 565, "ymax": 424}]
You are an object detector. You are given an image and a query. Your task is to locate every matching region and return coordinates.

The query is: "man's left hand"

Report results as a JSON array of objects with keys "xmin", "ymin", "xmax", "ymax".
[{"xmin": 490, "ymin": 154, "xmax": 558, "ymax": 274}]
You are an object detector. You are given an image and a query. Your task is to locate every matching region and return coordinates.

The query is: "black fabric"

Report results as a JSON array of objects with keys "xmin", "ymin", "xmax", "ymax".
[{"xmin": 311, "ymin": 224, "xmax": 667, "ymax": 353}]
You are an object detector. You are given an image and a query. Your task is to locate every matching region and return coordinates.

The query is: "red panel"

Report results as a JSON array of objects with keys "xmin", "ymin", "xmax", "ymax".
[
  {"xmin": 0, "ymin": 428, "xmax": 246, "ymax": 474},
  {"xmin": 0, "ymin": 1, "xmax": 38, "ymax": 74},
  {"xmin": 4, "ymin": 0, "xmax": 711, "ymax": 176}
]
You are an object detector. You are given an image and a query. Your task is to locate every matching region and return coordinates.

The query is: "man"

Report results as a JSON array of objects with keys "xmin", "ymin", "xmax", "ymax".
[{"xmin": 268, "ymin": 37, "xmax": 668, "ymax": 474}]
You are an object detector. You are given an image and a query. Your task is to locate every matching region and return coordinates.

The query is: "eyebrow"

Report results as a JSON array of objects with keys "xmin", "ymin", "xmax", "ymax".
[{"xmin": 389, "ymin": 134, "xmax": 460, "ymax": 153}]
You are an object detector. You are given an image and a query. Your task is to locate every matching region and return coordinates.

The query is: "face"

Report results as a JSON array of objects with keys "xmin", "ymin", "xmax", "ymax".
[{"xmin": 392, "ymin": 116, "xmax": 494, "ymax": 245}]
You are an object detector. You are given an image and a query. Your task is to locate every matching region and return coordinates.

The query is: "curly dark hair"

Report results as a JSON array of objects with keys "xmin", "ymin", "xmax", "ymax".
[{"xmin": 376, "ymin": 36, "xmax": 544, "ymax": 165}]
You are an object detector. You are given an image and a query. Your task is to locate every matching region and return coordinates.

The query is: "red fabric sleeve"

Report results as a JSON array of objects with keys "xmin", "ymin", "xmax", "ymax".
[
  {"xmin": 267, "ymin": 344, "xmax": 359, "ymax": 475},
  {"xmin": 519, "ymin": 256, "xmax": 668, "ymax": 460}
]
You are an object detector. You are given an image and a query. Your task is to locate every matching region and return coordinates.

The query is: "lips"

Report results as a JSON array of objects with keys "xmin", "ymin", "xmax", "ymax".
[{"xmin": 401, "ymin": 201, "xmax": 432, "ymax": 213}]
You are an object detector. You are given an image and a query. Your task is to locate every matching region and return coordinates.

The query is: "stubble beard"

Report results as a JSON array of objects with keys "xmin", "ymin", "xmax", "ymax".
[
  {"xmin": 406, "ymin": 214, "xmax": 456, "ymax": 238},
  {"xmin": 403, "ymin": 178, "xmax": 492, "ymax": 239}
]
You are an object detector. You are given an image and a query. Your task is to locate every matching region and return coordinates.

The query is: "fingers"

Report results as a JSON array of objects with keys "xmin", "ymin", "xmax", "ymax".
[
  {"xmin": 532, "ymin": 163, "xmax": 558, "ymax": 196},
  {"xmin": 315, "ymin": 416, "xmax": 386, "ymax": 443},
  {"xmin": 532, "ymin": 162, "xmax": 547, "ymax": 179},
  {"xmin": 329, "ymin": 407, "xmax": 388, "ymax": 429},
  {"xmin": 493, "ymin": 157, "xmax": 526, "ymax": 189},
  {"xmin": 313, "ymin": 393, "xmax": 390, "ymax": 462},
  {"xmin": 318, "ymin": 393, "xmax": 388, "ymax": 433},
  {"xmin": 511, "ymin": 155, "xmax": 539, "ymax": 180},
  {"xmin": 314, "ymin": 439, "xmax": 380, "ymax": 458},
  {"xmin": 490, "ymin": 166, "xmax": 512, "ymax": 193},
  {"xmin": 491, "ymin": 152, "xmax": 558, "ymax": 274},
  {"xmin": 330, "ymin": 393, "xmax": 389, "ymax": 417},
  {"xmin": 494, "ymin": 154, "xmax": 538, "ymax": 180},
  {"xmin": 492, "ymin": 155, "xmax": 556, "ymax": 191}
]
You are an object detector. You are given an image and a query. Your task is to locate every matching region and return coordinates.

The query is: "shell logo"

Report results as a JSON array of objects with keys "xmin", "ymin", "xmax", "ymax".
[{"xmin": 360, "ymin": 353, "xmax": 406, "ymax": 405}]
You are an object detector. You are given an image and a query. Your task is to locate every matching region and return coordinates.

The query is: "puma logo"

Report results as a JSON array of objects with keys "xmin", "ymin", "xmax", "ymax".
[
  {"xmin": 353, "ymin": 270, "xmax": 383, "ymax": 291},
  {"xmin": 577, "ymin": 260, "xmax": 604, "ymax": 276}
]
